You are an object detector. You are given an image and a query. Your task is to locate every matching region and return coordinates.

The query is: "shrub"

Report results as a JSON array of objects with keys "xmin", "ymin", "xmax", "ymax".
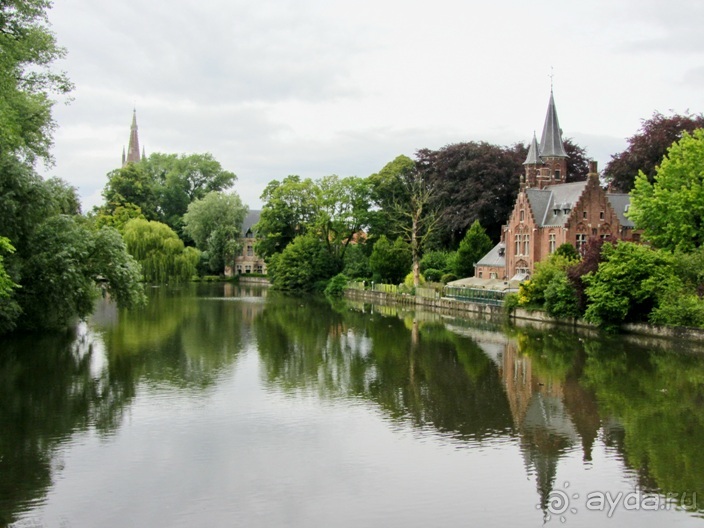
[
  {"xmin": 324, "ymin": 273, "xmax": 349, "ymax": 298},
  {"xmin": 441, "ymin": 273, "xmax": 458, "ymax": 284},
  {"xmin": 544, "ymin": 272, "xmax": 580, "ymax": 319},
  {"xmin": 404, "ymin": 272, "xmax": 425, "ymax": 290},
  {"xmin": 420, "ymin": 251, "xmax": 452, "ymax": 274},
  {"xmin": 424, "ymin": 268, "xmax": 443, "ymax": 282}
]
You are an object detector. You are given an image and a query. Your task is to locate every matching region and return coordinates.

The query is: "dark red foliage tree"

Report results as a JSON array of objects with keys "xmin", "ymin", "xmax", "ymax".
[
  {"xmin": 418, "ymin": 142, "xmax": 523, "ymax": 248},
  {"xmin": 566, "ymin": 236, "xmax": 617, "ymax": 313},
  {"xmin": 603, "ymin": 111, "xmax": 704, "ymax": 193}
]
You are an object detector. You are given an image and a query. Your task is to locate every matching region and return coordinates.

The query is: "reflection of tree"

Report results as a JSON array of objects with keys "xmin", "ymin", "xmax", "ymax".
[
  {"xmin": 0, "ymin": 328, "xmax": 136, "ymax": 526},
  {"xmin": 255, "ymin": 297, "xmax": 515, "ymax": 443},
  {"xmin": 583, "ymin": 338, "xmax": 704, "ymax": 511},
  {"xmin": 94, "ymin": 284, "xmax": 252, "ymax": 389}
]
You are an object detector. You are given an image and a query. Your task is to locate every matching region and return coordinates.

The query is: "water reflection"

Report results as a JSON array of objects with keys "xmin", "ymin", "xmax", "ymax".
[{"xmin": 1, "ymin": 286, "xmax": 704, "ymax": 527}]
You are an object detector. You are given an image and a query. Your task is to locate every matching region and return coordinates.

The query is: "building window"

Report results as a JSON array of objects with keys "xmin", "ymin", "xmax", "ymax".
[
  {"xmin": 247, "ymin": 245, "xmax": 253, "ymax": 257},
  {"xmin": 236, "ymin": 265, "xmax": 242, "ymax": 274},
  {"xmin": 255, "ymin": 264, "xmax": 263, "ymax": 273},
  {"xmin": 523, "ymin": 234, "xmax": 530, "ymax": 256},
  {"xmin": 582, "ymin": 211, "xmax": 588, "ymax": 219},
  {"xmin": 490, "ymin": 272, "xmax": 498, "ymax": 279},
  {"xmin": 576, "ymin": 233, "xmax": 587, "ymax": 251},
  {"xmin": 520, "ymin": 209, "xmax": 525, "ymax": 222},
  {"xmin": 600, "ymin": 211, "xmax": 605, "ymax": 220},
  {"xmin": 245, "ymin": 265, "xmax": 251, "ymax": 273},
  {"xmin": 553, "ymin": 170, "xmax": 560, "ymax": 180},
  {"xmin": 478, "ymin": 271, "xmax": 483, "ymax": 278},
  {"xmin": 515, "ymin": 234, "xmax": 520, "ymax": 255},
  {"xmin": 549, "ymin": 234, "xmax": 556, "ymax": 254}
]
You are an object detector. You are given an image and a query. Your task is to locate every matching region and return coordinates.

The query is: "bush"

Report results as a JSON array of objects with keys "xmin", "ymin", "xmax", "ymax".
[
  {"xmin": 441, "ymin": 273, "xmax": 458, "ymax": 284},
  {"xmin": 404, "ymin": 272, "xmax": 425, "ymax": 290},
  {"xmin": 504, "ymin": 292, "xmax": 520, "ymax": 314},
  {"xmin": 424, "ymin": 268, "xmax": 443, "ymax": 282},
  {"xmin": 324, "ymin": 273, "xmax": 349, "ymax": 298},
  {"xmin": 267, "ymin": 234, "xmax": 340, "ymax": 292},
  {"xmin": 420, "ymin": 251, "xmax": 452, "ymax": 274},
  {"xmin": 544, "ymin": 272, "xmax": 580, "ymax": 319}
]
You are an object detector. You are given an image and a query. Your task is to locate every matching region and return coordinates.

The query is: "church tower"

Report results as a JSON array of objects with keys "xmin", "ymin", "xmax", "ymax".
[
  {"xmin": 523, "ymin": 91, "xmax": 568, "ymax": 189},
  {"xmin": 122, "ymin": 109, "xmax": 142, "ymax": 166}
]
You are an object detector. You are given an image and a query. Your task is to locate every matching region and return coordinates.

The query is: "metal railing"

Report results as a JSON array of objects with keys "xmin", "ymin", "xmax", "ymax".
[{"xmin": 443, "ymin": 286, "xmax": 506, "ymax": 306}]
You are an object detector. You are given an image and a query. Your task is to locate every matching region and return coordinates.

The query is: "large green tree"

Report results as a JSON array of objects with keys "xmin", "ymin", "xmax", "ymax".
[
  {"xmin": 454, "ymin": 220, "xmax": 492, "ymax": 278},
  {"xmin": 629, "ymin": 129, "xmax": 704, "ymax": 252},
  {"xmin": 122, "ymin": 219, "xmax": 200, "ymax": 283},
  {"xmin": 0, "ymin": 0, "xmax": 72, "ymax": 163},
  {"xmin": 0, "ymin": 1, "xmax": 144, "ymax": 334},
  {"xmin": 255, "ymin": 175, "xmax": 320, "ymax": 259},
  {"xmin": 182, "ymin": 191, "xmax": 248, "ymax": 274},
  {"xmin": 604, "ymin": 112, "xmax": 704, "ymax": 193}
]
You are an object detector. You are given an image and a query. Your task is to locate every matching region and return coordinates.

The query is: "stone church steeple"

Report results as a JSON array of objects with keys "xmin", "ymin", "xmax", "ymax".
[
  {"xmin": 523, "ymin": 91, "xmax": 568, "ymax": 189},
  {"xmin": 122, "ymin": 109, "xmax": 142, "ymax": 166}
]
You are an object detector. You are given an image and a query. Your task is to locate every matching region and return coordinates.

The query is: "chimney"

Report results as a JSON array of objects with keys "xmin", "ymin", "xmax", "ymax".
[{"xmin": 588, "ymin": 160, "xmax": 599, "ymax": 183}]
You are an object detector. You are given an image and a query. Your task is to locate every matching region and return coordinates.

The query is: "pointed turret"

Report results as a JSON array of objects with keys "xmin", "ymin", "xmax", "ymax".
[
  {"xmin": 523, "ymin": 132, "xmax": 541, "ymax": 165},
  {"xmin": 124, "ymin": 109, "xmax": 141, "ymax": 166},
  {"xmin": 538, "ymin": 91, "xmax": 568, "ymax": 158}
]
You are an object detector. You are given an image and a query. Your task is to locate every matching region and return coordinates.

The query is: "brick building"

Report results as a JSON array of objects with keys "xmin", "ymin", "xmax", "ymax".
[
  {"xmin": 475, "ymin": 92, "xmax": 636, "ymax": 280},
  {"xmin": 226, "ymin": 210, "xmax": 267, "ymax": 276}
]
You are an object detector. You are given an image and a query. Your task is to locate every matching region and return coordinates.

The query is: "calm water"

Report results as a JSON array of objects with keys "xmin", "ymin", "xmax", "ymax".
[{"xmin": 1, "ymin": 283, "xmax": 704, "ymax": 527}]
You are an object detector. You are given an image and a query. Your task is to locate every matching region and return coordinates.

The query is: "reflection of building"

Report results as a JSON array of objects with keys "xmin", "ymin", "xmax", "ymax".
[
  {"xmin": 227, "ymin": 210, "xmax": 267, "ymax": 276},
  {"xmin": 121, "ymin": 109, "xmax": 145, "ymax": 166},
  {"xmin": 476, "ymin": 335, "xmax": 601, "ymax": 514},
  {"xmin": 476, "ymin": 91, "xmax": 637, "ymax": 280}
]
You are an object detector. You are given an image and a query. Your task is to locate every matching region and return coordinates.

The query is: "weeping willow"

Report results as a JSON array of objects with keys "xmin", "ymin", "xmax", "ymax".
[{"xmin": 122, "ymin": 219, "xmax": 200, "ymax": 283}]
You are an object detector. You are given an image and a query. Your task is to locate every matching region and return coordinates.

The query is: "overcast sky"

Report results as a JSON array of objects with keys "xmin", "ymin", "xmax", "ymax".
[{"xmin": 46, "ymin": 0, "xmax": 704, "ymax": 212}]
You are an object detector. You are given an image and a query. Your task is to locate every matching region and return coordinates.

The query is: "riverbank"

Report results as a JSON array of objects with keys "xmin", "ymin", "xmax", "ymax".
[{"xmin": 344, "ymin": 287, "xmax": 704, "ymax": 344}]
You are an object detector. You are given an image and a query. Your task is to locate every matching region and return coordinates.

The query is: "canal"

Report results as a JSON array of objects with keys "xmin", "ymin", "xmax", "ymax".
[{"xmin": 1, "ymin": 283, "xmax": 703, "ymax": 527}]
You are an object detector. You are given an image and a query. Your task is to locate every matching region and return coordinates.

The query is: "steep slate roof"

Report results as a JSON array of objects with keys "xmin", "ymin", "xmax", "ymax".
[
  {"xmin": 526, "ymin": 181, "xmax": 588, "ymax": 227},
  {"xmin": 538, "ymin": 91, "xmax": 568, "ymax": 158},
  {"xmin": 476, "ymin": 242, "xmax": 506, "ymax": 268},
  {"xmin": 523, "ymin": 132, "xmax": 541, "ymax": 165},
  {"xmin": 605, "ymin": 193, "xmax": 635, "ymax": 228},
  {"xmin": 241, "ymin": 210, "xmax": 261, "ymax": 236}
]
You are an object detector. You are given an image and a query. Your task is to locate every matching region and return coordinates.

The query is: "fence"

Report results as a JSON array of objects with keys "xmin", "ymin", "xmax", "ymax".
[
  {"xmin": 416, "ymin": 287, "xmax": 440, "ymax": 299},
  {"xmin": 373, "ymin": 283, "xmax": 399, "ymax": 294},
  {"xmin": 443, "ymin": 286, "xmax": 506, "ymax": 306},
  {"xmin": 348, "ymin": 281, "xmax": 366, "ymax": 291}
]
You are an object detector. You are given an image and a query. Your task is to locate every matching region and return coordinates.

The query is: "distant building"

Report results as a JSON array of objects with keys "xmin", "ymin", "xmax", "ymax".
[
  {"xmin": 226, "ymin": 210, "xmax": 267, "ymax": 276},
  {"xmin": 121, "ymin": 109, "xmax": 146, "ymax": 166},
  {"xmin": 475, "ymin": 92, "xmax": 637, "ymax": 281}
]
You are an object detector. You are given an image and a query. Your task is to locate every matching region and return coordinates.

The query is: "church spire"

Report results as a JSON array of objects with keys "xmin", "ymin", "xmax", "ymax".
[
  {"xmin": 523, "ymin": 132, "xmax": 541, "ymax": 165},
  {"xmin": 538, "ymin": 90, "xmax": 567, "ymax": 159},
  {"xmin": 123, "ymin": 108, "xmax": 141, "ymax": 166}
]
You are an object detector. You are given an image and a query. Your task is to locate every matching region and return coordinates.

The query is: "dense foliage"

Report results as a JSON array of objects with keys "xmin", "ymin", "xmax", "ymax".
[
  {"xmin": 629, "ymin": 129, "xmax": 704, "ymax": 252},
  {"xmin": 454, "ymin": 220, "xmax": 493, "ymax": 278},
  {"xmin": 369, "ymin": 236, "xmax": 412, "ymax": 284},
  {"xmin": 122, "ymin": 219, "xmax": 200, "ymax": 283},
  {"xmin": 0, "ymin": 1, "xmax": 144, "ymax": 334},
  {"xmin": 604, "ymin": 112, "xmax": 704, "ymax": 193},
  {"xmin": 182, "ymin": 191, "xmax": 247, "ymax": 274}
]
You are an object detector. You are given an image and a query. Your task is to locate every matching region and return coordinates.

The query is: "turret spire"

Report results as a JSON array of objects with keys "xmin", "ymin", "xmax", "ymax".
[
  {"xmin": 538, "ymin": 91, "xmax": 567, "ymax": 159},
  {"xmin": 523, "ymin": 132, "xmax": 541, "ymax": 165}
]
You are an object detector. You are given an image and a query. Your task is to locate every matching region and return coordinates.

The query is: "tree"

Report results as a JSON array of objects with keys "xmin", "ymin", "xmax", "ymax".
[
  {"xmin": 255, "ymin": 176, "xmax": 320, "ymax": 259},
  {"xmin": 369, "ymin": 236, "xmax": 412, "ymax": 284},
  {"xmin": 564, "ymin": 139, "xmax": 591, "ymax": 183},
  {"xmin": 629, "ymin": 129, "xmax": 704, "ymax": 252},
  {"xmin": 0, "ymin": 238, "xmax": 21, "ymax": 334},
  {"xmin": 367, "ymin": 154, "xmax": 415, "ymax": 241},
  {"xmin": 604, "ymin": 112, "xmax": 704, "ymax": 193},
  {"xmin": 0, "ymin": 0, "xmax": 72, "ymax": 164},
  {"xmin": 122, "ymin": 219, "xmax": 200, "ymax": 283},
  {"xmin": 101, "ymin": 163, "xmax": 159, "ymax": 220},
  {"xmin": 182, "ymin": 191, "xmax": 248, "ymax": 274},
  {"xmin": 142, "ymin": 152, "xmax": 237, "ymax": 233},
  {"xmin": 267, "ymin": 234, "xmax": 338, "ymax": 292},
  {"xmin": 17, "ymin": 216, "xmax": 145, "ymax": 331},
  {"xmin": 583, "ymin": 241, "xmax": 674, "ymax": 328},
  {"xmin": 418, "ymin": 142, "xmax": 523, "ymax": 246},
  {"xmin": 454, "ymin": 220, "xmax": 492, "ymax": 278}
]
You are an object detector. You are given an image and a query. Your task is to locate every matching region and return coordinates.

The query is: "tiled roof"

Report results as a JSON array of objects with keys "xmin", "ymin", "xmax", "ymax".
[
  {"xmin": 476, "ymin": 242, "xmax": 506, "ymax": 268},
  {"xmin": 606, "ymin": 193, "xmax": 634, "ymax": 228},
  {"xmin": 526, "ymin": 181, "xmax": 588, "ymax": 227}
]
